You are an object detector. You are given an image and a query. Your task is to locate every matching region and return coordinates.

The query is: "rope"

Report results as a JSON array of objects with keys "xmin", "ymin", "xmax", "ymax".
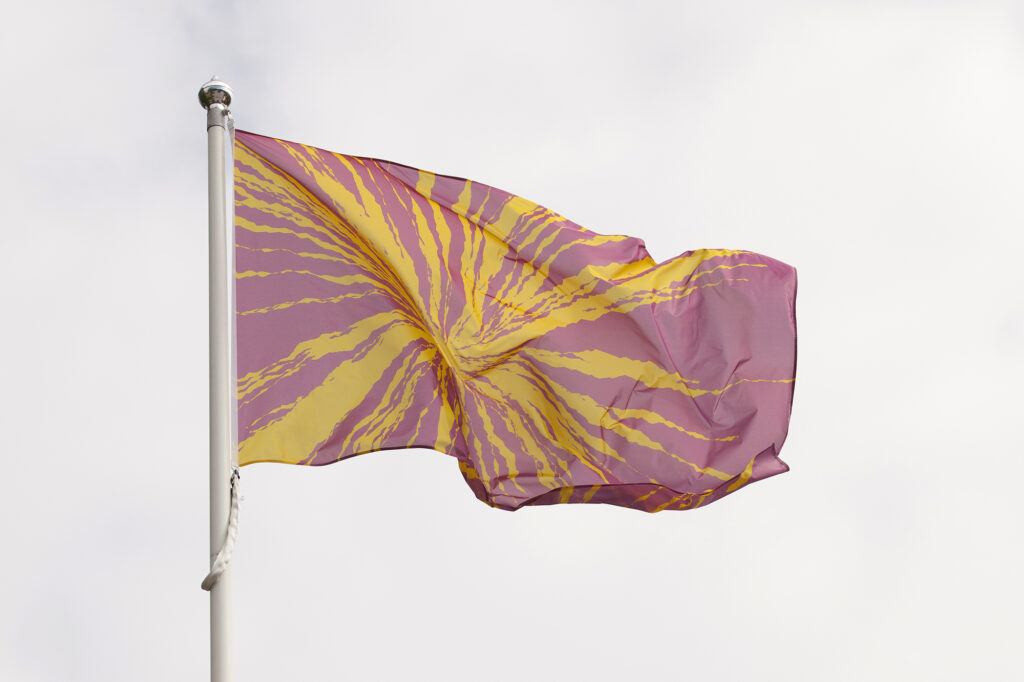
[{"xmin": 201, "ymin": 468, "xmax": 240, "ymax": 591}]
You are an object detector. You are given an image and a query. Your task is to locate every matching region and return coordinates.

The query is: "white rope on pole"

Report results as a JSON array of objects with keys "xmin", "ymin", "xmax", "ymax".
[{"xmin": 202, "ymin": 469, "xmax": 240, "ymax": 592}]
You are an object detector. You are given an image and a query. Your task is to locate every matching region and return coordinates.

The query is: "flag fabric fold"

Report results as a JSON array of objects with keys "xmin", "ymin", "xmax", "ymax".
[{"xmin": 233, "ymin": 130, "xmax": 797, "ymax": 512}]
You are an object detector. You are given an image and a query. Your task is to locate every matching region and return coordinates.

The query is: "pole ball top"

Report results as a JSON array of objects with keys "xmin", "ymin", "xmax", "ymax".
[{"xmin": 199, "ymin": 77, "xmax": 233, "ymax": 109}]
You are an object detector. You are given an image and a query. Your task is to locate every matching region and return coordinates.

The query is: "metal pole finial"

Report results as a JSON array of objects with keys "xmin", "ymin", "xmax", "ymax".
[{"xmin": 199, "ymin": 77, "xmax": 233, "ymax": 110}]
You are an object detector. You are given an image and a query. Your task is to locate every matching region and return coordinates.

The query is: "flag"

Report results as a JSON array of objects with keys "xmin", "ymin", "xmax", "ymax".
[{"xmin": 233, "ymin": 130, "xmax": 797, "ymax": 512}]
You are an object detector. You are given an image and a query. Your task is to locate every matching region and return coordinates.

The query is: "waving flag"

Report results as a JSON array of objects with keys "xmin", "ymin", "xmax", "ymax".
[{"xmin": 233, "ymin": 130, "xmax": 797, "ymax": 512}]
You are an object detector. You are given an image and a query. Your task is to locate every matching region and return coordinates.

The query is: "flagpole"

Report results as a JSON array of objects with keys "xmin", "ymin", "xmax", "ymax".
[{"xmin": 199, "ymin": 77, "xmax": 237, "ymax": 682}]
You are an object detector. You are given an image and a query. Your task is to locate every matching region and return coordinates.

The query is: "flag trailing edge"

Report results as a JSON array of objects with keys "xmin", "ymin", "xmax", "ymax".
[{"xmin": 233, "ymin": 130, "xmax": 797, "ymax": 512}]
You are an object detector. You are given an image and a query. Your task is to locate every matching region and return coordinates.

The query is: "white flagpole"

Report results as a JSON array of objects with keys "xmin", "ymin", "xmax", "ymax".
[{"xmin": 199, "ymin": 77, "xmax": 237, "ymax": 682}]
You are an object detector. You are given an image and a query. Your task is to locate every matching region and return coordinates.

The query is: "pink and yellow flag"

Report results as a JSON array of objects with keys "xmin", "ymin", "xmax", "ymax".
[{"xmin": 234, "ymin": 130, "xmax": 797, "ymax": 512}]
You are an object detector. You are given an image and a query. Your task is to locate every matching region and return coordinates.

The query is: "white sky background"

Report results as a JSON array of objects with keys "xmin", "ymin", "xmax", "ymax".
[{"xmin": 1, "ymin": 0, "xmax": 1022, "ymax": 679}]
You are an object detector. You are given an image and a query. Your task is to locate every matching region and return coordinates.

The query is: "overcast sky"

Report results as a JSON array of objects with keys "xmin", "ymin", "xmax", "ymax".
[{"xmin": 2, "ymin": 1, "xmax": 1022, "ymax": 680}]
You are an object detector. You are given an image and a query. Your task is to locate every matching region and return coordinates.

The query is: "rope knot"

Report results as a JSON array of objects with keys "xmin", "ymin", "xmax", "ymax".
[{"xmin": 201, "ymin": 468, "xmax": 240, "ymax": 591}]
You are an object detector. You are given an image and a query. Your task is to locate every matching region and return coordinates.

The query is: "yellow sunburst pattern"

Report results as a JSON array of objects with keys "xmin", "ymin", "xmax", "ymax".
[{"xmin": 234, "ymin": 130, "xmax": 797, "ymax": 511}]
